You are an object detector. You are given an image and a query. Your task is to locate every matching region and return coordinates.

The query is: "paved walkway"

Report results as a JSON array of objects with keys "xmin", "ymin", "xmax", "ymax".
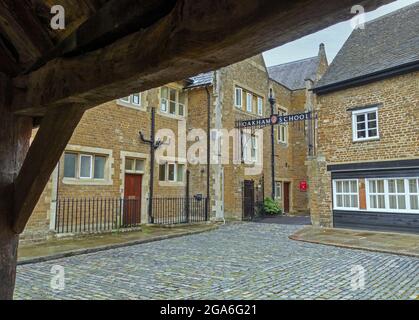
[{"xmin": 15, "ymin": 223, "xmax": 419, "ymax": 300}]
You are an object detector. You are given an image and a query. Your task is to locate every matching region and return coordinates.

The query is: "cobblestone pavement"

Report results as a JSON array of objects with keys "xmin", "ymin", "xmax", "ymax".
[{"xmin": 15, "ymin": 223, "xmax": 419, "ymax": 300}]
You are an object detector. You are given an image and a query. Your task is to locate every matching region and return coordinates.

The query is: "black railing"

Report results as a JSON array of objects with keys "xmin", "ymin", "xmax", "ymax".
[
  {"xmin": 151, "ymin": 197, "xmax": 208, "ymax": 225},
  {"xmin": 55, "ymin": 198, "xmax": 141, "ymax": 234},
  {"xmin": 55, "ymin": 196, "xmax": 209, "ymax": 234}
]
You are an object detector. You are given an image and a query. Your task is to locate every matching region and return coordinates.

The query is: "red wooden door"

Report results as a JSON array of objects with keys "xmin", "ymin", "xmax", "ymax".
[
  {"xmin": 123, "ymin": 174, "xmax": 142, "ymax": 225},
  {"xmin": 283, "ymin": 182, "xmax": 290, "ymax": 214}
]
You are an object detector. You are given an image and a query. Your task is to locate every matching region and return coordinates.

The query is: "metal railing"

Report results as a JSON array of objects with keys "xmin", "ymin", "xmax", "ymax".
[
  {"xmin": 151, "ymin": 196, "xmax": 208, "ymax": 225},
  {"xmin": 55, "ymin": 196, "xmax": 209, "ymax": 234},
  {"xmin": 55, "ymin": 198, "xmax": 141, "ymax": 234}
]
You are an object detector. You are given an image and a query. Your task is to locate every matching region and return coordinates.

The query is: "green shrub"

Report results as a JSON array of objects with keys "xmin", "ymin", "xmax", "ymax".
[{"xmin": 263, "ymin": 197, "xmax": 282, "ymax": 215}]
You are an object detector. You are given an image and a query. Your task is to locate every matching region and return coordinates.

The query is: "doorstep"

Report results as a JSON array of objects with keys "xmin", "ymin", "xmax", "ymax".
[
  {"xmin": 18, "ymin": 223, "xmax": 219, "ymax": 265},
  {"xmin": 290, "ymin": 226, "xmax": 419, "ymax": 258}
]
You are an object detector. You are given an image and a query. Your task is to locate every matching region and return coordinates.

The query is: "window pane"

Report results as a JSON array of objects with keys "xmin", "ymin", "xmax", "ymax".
[
  {"xmin": 377, "ymin": 195, "xmax": 386, "ymax": 209},
  {"xmin": 409, "ymin": 179, "xmax": 418, "ymax": 193},
  {"xmin": 398, "ymin": 195, "xmax": 406, "ymax": 209},
  {"xmin": 357, "ymin": 130, "xmax": 366, "ymax": 138},
  {"xmin": 161, "ymin": 99, "xmax": 167, "ymax": 112},
  {"xmin": 367, "ymin": 112, "xmax": 376, "ymax": 120},
  {"xmin": 369, "ymin": 180, "xmax": 376, "ymax": 193},
  {"xmin": 64, "ymin": 153, "xmax": 76, "ymax": 178},
  {"xmin": 125, "ymin": 158, "xmax": 134, "ymax": 171},
  {"xmin": 178, "ymin": 104, "xmax": 184, "ymax": 116},
  {"xmin": 246, "ymin": 93, "xmax": 252, "ymax": 112},
  {"xmin": 80, "ymin": 155, "xmax": 92, "ymax": 178},
  {"xmin": 235, "ymin": 88, "xmax": 242, "ymax": 106},
  {"xmin": 336, "ymin": 181, "xmax": 342, "ymax": 193},
  {"xmin": 161, "ymin": 87, "xmax": 168, "ymax": 99},
  {"xmin": 158, "ymin": 164, "xmax": 166, "ymax": 181},
  {"xmin": 132, "ymin": 93, "xmax": 140, "ymax": 105},
  {"xmin": 257, "ymin": 98, "xmax": 263, "ymax": 115},
  {"xmin": 351, "ymin": 195, "xmax": 358, "ymax": 207},
  {"xmin": 389, "ymin": 195, "xmax": 397, "ymax": 209},
  {"xmin": 356, "ymin": 115, "xmax": 365, "ymax": 123},
  {"xmin": 350, "ymin": 180, "xmax": 357, "ymax": 193},
  {"xmin": 396, "ymin": 179, "xmax": 405, "ymax": 193},
  {"xmin": 344, "ymin": 195, "xmax": 350, "ymax": 207},
  {"xmin": 343, "ymin": 181, "xmax": 349, "ymax": 193},
  {"xmin": 368, "ymin": 129, "xmax": 377, "ymax": 137},
  {"xmin": 388, "ymin": 180, "xmax": 395, "ymax": 193},
  {"xmin": 368, "ymin": 120, "xmax": 377, "ymax": 129},
  {"xmin": 336, "ymin": 195, "xmax": 343, "ymax": 207},
  {"xmin": 120, "ymin": 96, "xmax": 130, "ymax": 102},
  {"xmin": 377, "ymin": 180, "xmax": 384, "ymax": 193},
  {"xmin": 135, "ymin": 160, "xmax": 144, "ymax": 172},
  {"xmin": 168, "ymin": 164, "xmax": 175, "ymax": 181},
  {"xmin": 169, "ymin": 89, "xmax": 176, "ymax": 102},
  {"xmin": 177, "ymin": 164, "xmax": 184, "ymax": 182},
  {"xmin": 94, "ymin": 156, "xmax": 106, "ymax": 179},
  {"xmin": 410, "ymin": 195, "xmax": 419, "ymax": 210},
  {"xmin": 357, "ymin": 122, "xmax": 366, "ymax": 130},
  {"xmin": 370, "ymin": 195, "xmax": 377, "ymax": 208},
  {"xmin": 169, "ymin": 101, "xmax": 176, "ymax": 114}
]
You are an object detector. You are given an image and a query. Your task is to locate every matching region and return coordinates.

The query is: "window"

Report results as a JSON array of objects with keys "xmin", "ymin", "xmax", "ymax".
[
  {"xmin": 368, "ymin": 180, "xmax": 385, "ymax": 209},
  {"xmin": 94, "ymin": 156, "xmax": 106, "ymax": 179},
  {"xmin": 352, "ymin": 107, "xmax": 379, "ymax": 141},
  {"xmin": 242, "ymin": 133, "xmax": 258, "ymax": 163},
  {"xmin": 257, "ymin": 97, "xmax": 263, "ymax": 116},
  {"xmin": 64, "ymin": 153, "xmax": 77, "ymax": 178},
  {"xmin": 125, "ymin": 158, "xmax": 145, "ymax": 173},
  {"xmin": 366, "ymin": 178, "xmax": 419, "ymax": 213},
  {"xmin": 118, "ymin": 93, "xmax": 142, "ymax": 108},
  {"xmin": 159, "ymin": 164, "xmax": 166, "ymax": 181},
  {"xmin": 409, "ymin": 179, "xmax": 419, "ymax": 210},
  {"xmin": 235, "ymin": 87, "xmax": 242, "ymax": 108},
  {"xmin": 160, "ymin": 86, "xmax": 186, "ymax": 116},
  {"xmin": 158, "ymin": 163, "xmax": 185, "ymax": 183},
  {"xmin": 246, "ymin": 93, "xmax": 253, "ymax": 112},
  {"xmin": 80, "ymin": 155, "xmax": 93, "ymax": 179},
  {"xmin": 275, "ymin": 182, "xmax": 282, "ymax": 199},
  {"xmin": 334, "ymin": 180, "xmax": 359, "ymax": 209},
  {"xmin": 63, "ymin": 152, "xmax": 107, "ymax": 180},
  {"xmin": 277, "ymin": 108, "xmax": 287, "ymax": 144},
  {"xmin": 250, "ymin": 135, "xmax": 257, "ymax": 161}
]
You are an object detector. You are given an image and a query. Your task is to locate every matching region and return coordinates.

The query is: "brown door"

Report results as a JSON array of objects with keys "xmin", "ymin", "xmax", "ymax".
[
  {"xmin": 123, "ymin": 174, "xmax": 142, "ymax": 226},
  {"xmin": 283, "ymin": 182, "xmax": 290, "ymax": 214},
  {"xmin": 243, "ymin": 180, "xmax": 255, "ymax": 220}
]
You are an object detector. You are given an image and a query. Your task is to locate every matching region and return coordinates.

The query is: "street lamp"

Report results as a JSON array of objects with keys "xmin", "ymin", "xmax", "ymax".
[{"xmin": 269, "ymin": 88, "xmax": 276, "ymax": 199}]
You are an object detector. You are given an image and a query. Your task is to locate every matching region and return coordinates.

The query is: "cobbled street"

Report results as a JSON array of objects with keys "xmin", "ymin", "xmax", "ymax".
[{"xmin": 15, "ymin": 223, "xmax": 419, "ymax": 300}]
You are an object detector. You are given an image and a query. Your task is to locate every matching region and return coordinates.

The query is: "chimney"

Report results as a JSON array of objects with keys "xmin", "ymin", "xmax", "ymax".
[
  {"xmin": 316, "ymin": 43, "xmax": 328, "ymax": 80},
  {"xmin": 318, "ymin": 43, "xmax": 326, "ymax": 57}
]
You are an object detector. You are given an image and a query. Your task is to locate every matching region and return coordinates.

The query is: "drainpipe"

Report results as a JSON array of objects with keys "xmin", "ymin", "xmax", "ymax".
[{"xmin": 205, "ymin": 86, "xmax": 211, "ymax": 220}]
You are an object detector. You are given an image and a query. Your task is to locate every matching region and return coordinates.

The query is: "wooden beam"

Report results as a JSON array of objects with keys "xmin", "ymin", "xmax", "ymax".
[
  {"xmin": 12, "ymin": 104, "xmax": 85, "ymax": 234},
  {"xmin": 11, "ymin": 0, "xmax": 392, "ymax": 116},
  {"xmin": 0, "ymin": 73, "xmax": 32, "ymax": 300},
  {"xmin": 0, "ymin": 0, "xmax": 53, "ymax": 70}
]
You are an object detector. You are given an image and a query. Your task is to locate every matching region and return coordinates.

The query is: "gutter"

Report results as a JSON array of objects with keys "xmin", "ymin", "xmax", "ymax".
[{"xmin": 313, "ymin": 60, "xmax": 419, "ymax": 95}]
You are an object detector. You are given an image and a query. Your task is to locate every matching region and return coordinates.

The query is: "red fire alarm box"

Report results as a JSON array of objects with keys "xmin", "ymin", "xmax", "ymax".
[{"xmin": 299, "ymin": 181, "xmax": 308, "ymax": 192}]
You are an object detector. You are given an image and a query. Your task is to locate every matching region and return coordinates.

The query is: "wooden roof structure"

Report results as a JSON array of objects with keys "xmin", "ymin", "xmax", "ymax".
[{"xmin": 0, "ymin": 0, "xmax": 392, "ymax": 299}]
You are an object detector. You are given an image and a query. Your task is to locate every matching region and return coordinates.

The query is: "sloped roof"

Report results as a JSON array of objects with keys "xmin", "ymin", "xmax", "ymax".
[
  {"xmin": 314, "ymin": 2, "xmax": 419, "ymax": 93},
  {"xmin": 185, "ymin": 72, "xmax": 214, "ymax": 89},
  {"xmin": 268, "ymin": 56, "xmax": 320, "ymax": 90}
]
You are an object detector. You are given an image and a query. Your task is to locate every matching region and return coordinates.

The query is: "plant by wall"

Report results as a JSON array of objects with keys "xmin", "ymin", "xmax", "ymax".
[{"xmin": 263, "ymin": 197, "xmax": 282, "ymax": 215}]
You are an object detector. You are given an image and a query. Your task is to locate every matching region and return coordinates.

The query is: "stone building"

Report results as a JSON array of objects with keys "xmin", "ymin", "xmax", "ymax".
[
  {"xmin": 310, "ymin": 3, "xmax": 419, "ymax": 233},
  {"xmin": 23, "ymin": 46, "xmax": 328, "ymax": 241}
]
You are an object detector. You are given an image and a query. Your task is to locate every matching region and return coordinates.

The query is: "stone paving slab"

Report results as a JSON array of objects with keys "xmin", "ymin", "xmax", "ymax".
[
  {"xmin": 290, "ymin": 226, "xmax": 419, "ymax": 258},
  {"xmin": 15, "ymin": 223, "xmax": 419, "ymax": 300}
]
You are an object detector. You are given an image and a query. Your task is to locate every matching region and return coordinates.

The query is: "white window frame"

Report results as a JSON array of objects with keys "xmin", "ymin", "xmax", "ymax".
[
  {"xmin": 257, "ymin": 97, "xmax": 263, "ymax": 116},
  {"xmin": 366, "ymin": 178, "xmax": 419, "ymax": 214},
  {"xmin": 277, "ymin": 108, "xmax": 288, "ymax": 144},
  {"xmin": 352, "ymin": 107, "xmax": 379, "ymax": 142},
  {"xmin": 246, "ymin": 92, "xmax": 253, "ymax": 112},
  {"xmin": 158, "ymin": 163, "xmax": 185, "ymax": 183},
  {"xmin": 235, "ymin": 87, "xmax": 242, "ymax": 108},
  {"xmin": 79, "ymin": 154, "xmax": 93, "ymax": 179},
  {"xmin": 131, "ymin": 93, "xmax": 141, "ymax": 106},
  {"xmin": 333, "ymin": 179, "xmax": 359, "ymax": 210},
  {"xmin": 160, "ymin": 86, "xmax": 186, "ymax": 117},
  {"xmin": 275, "ymin": 181, "xmax": 282, "ymax": 200},
  {"xmin": 125, "ymin": 158, "xmax": 145, "ymax": 174}
]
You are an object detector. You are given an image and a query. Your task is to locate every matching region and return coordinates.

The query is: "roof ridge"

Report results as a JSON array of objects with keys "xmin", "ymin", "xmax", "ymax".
[{"xmin": 268, "ymin": 55, "xmax": 318, "ymax": 69}]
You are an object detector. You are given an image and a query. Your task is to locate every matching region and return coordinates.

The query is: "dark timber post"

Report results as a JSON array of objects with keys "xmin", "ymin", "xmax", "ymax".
[
  {"xmin": 269, "ymin": 89, "xmax": 276, "ymax": 199},
  {"xmin": 0, "ymin": 75, "xmax": 32, "ymax": 300}
]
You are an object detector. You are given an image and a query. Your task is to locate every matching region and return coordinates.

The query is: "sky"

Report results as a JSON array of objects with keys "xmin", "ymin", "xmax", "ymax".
[{"xmin": 263, "ymin": 0, "xmax": 418, "ymax": 67}]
